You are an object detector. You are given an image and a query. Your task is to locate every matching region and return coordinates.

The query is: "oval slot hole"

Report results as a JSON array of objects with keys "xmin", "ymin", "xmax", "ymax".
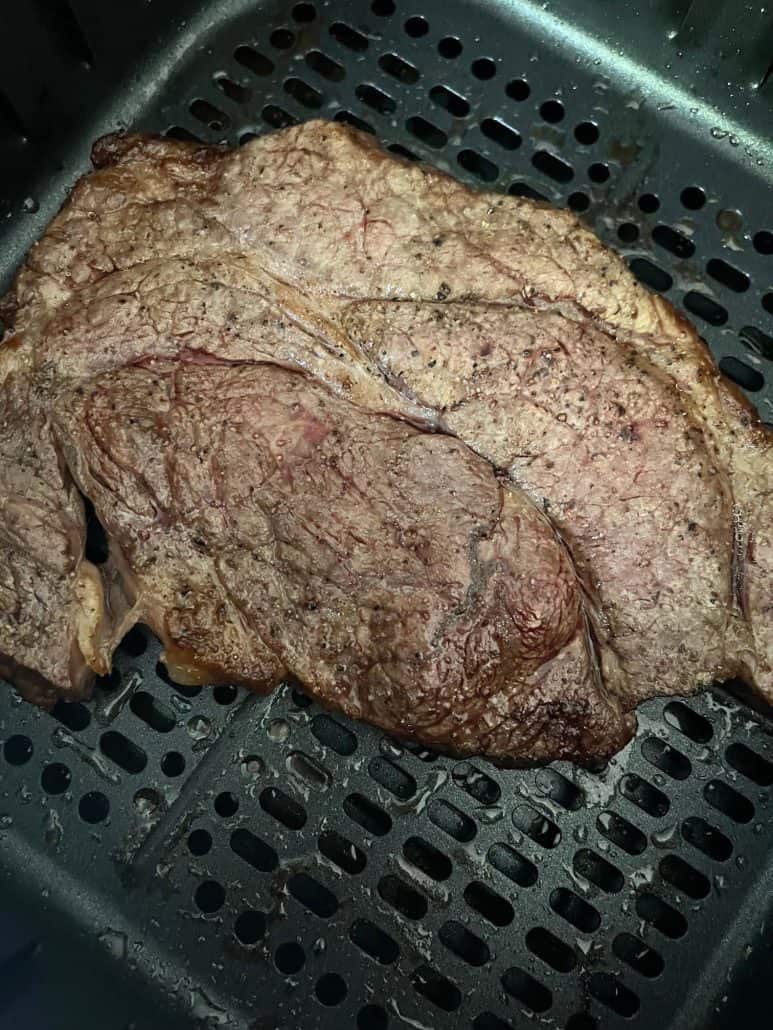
[
  {"xmin": 318, "ymin": 829, "xmax": 366, "ymax": 874},
  {"xmin": 230, "ymin": 828, "xmax": 278, "ymax": 872}
]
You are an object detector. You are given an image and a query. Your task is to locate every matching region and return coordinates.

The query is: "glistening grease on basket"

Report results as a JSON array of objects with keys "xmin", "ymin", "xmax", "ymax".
[{"xmin": 0, "ymin": 120, "xmax": 770, "ymax": 762}]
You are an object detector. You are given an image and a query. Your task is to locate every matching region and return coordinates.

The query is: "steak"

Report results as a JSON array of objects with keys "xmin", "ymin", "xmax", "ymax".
[{"xmin": 0, "ymin": 119, "xmax": 769, "ymax": 762}]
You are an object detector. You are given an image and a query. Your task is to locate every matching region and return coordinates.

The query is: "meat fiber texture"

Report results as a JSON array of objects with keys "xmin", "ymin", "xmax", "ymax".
[{"xmin": 0, "ymin": 120, "xmax": 769, "ymax": 762}]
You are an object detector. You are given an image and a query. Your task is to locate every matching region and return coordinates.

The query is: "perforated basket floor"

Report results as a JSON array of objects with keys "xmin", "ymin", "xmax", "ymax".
[{"xmin": 1, "ymin": 2, "xmax": 772, "ymax": 1029}]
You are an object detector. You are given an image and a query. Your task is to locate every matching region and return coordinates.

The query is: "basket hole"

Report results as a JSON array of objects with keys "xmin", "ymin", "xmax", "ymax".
[
  {"xmin": 501, "ymin": 967, "xmax": 552, "ymax": 1013},
  {"xmin": 704, "ymin": 779, "xmax": 754, "ymax": 823},
  {"xmin": 473, "ymin": 1014, "xmax": 516, "ymax": 1030},
  {"xmin": 532, "ymin": 150, "xmax": 573, "ymax": 183},
  {"xmin": 509, "ymin": 181, "xmax": 549, "ymax": 202},
  {"xmin": 588, "ymin": 972, "xmax": 639, "ymax": 1018},
  {"xmin": 719, "ymin": 356, "xmax": 764, "ymax": 391},
  {"xmin": 214, "ymin": 76, "xmax": 250, "ymax": 103},
  {"xmin": 305, "ymin": 50, "xmax": 345, "ymax": 82},
  {"xmin": 288, "ymin": 873, "xmax": 338, "ymax": 918},
  {"xmin": 480, "ymin": 117, "xmax": 520, "ymax": 150},
  {"xmin": 356, "ymin": 83, "xmax": 396, "ymax": 115},
  {"xmin": 407, "ymin": 115, "xmax": 447, "ymax": 149},
  {"xmin": 213, "ymin": 684, "xmax": 238, "ymax": 705},
  {"xmin": 318, "ymin": 829, "xmax": 366, "ymax": 874},
  {"xmin": 262, "ymin": 104, "xmax": 296, "ymax": 129},
  {"xmin": 684, "ymin": 291, "xmax": 728, "ymax": 326},
  {"xmin": 535, "ymin": 768, "xmax": 583, "ymax": 810},
  {"xmin": 368, "ymin": 756, "xmax": 416, "ymax": 799},
  {"xmin": 550, "ymin": 887, "xmax": 600, "ymax": 933},
  {"xmin": 234, "ymin": 910, "xmax": 266, "ymax": 946},
  {"xmin": 334, "ymin": 110, "xmax": 375, "ymax": 134},
  {"xmin": 428, "ymin": 798, "xmax": 476, "ymax": 842},
  {"xmin": 659, "ymin": 854, "xmax": 710, "ymax": 899},
  {"xmin": 526, "ymin": 927, "xmax": 577, "ymax": 973},
  {"xmin": 680, "ymin": 186, "xmax": 705, "ymax": 210},
  {"xmin": 664, "ymin": 701, "xmax": 713, "ymax": 742},
  {"xmin": 404, "ymin": 16, "xmax": 428, "ymax": 37},
  {"xmin": 463, "ymin": 880, "xmax": 514, "ymax": 926},
  {"xmin": 284, "ymin": 77, "xmax": 323, "ymax": 109},
  {"xmin": 613, "ymin": 932, "xmax": 664, "ymax": 978},
  {"xmin": 330, "ymin": 22, "xmax": 368, "ymax": 51},
  {"xmin": 507, "ymin": 78, "xmax": 530, "ymax": 100},
  {"xmin": 311, "ymin": 714, "xmax": 356, "ymax": 754},
  {"xmin": 438, "ymin": 36, "xmax": 463, "ymax": 58},
  {"xmin": 51, "ymin": 699, "xmax": 91, "ymax": 732},
  {"xmin": 3, "ymin": 734, "xmax": 33, "ymax": 765},
  {"xmin": 725, "ymin": 742, "xmax": 773, "ymax": 786},
  {"xmin": 214, "ymin": 791, "xmax": 239, "ymax": 818},
  {"xmin": 540, "ymin": 99, "xmax": 564, "ymax": 123},
  {"xmin": 403, "ymin": 836, "xmax": 452, "ymax": 881},
  {"xmin": 467, "ymin": 54, "xmax": 496, "ymax": 80},
  {"xmin": 512, "ymin": 804, "xmax": 560, "ymax": 847},
  {"xmin": 753, "ymin": 229, "xmax": 773, "ymax": 253},
  {"xmin": 358, "ymin": 1005, "xmax": 388, "ymax": 1030},
  {"xmin": 458, "ymin": 149, "xmax": 499, "ymax": 182},
  {"xmin": 230, "ymin": 827, "xmax": 278, "ymax": 872},
  {"xmin": 429, "ymin": 84, "xmax": 470, "ymax": 117},
  {"xmin": 568, "ymin": 191, "xmax": 590, "ymax": 212},
  {"xmin": 682, "ymin": 816, "xmax": 732, "ymax": 861},
  {"xmin": 597, "ymin": 810, "xmax": 646, "ymax": 855},
  {"xmin": 189, "ymin": 99, "xmax": 229, "ymax": 132},
  {"xmin": 412, "ymin": 965, "xmax": 461, "ymax": 1011},
  {"xmin": 378, "ymin": 874, "xmax": 427, "ymax": 919},
  {"xmin": 275, "ymin": 941, "xmax": 305, "ymax": 974},
  {"xmin": 452, "ymin": 763, "xmax": 501, "ymax": 805},
  {"xmin": 118, "ymin": 624, "xmax": 147, "ymax": 658},
  {"xmin": 270, "ymin": 27, "xmax": 295, "ymax": 49},
  {"xmin": 487, "ymin": 842, "xmax": 538, "ymax": 886},
  {"xmin": 41, "ymin": 762, "xmax": 71, "ymax": 794},
  {"xmin": 620, "ymin": 773, "xmax": 670, "ymax": 817},
  {"xmin": 629, "ymin": 257, "xmax": 672, "ymax": 292},
  {"xmin": 566, "ymin": 1016, "xmax": 598, "ymax": 1030},
  {"xmin": 641, "ymin": 736, "xmax": 692, "ymax": 780},
  {"xmin": 129, "ymin": 692, "xmax": 175, "ymax": 733},
  {"xmin": 99, "ymin": 731, "xmax": 147, "ymax": 775},
  {"xmin": 618, "ymin": 222, "xmax": 639, "ymax": 243},
  {"xmin": 287, "ymin": 751, "xmax": 330, "ymax": 790},
  {"xmin": 388, "ymin": 142, "xmax": 419, "ymax": 161},
  {"xmin": 707, "ymin": 258, "xmax": 749, "ymax": 292},
  {"xmin": 379, "ymin": 52, "xmax": 419, "ymax": 84},
  {"xmin": 652, "ymin": 224, "xmax": 694, "ymax": 258},
  {"xmin": 716, "ymin": 208, "xmax": 743, "ymax": 232},
  {"xmin": 194, "ymin": 880, "xmax": 224, "ymax": 913},
  {"xmin": 316, "ymin": 973, "xmax": 347, "ymax": 1006},
  {"xmin": 638, "ymin": 193, "xmax": 660, "ymax": 213},
  {"xmin": 439, "ymin": 920, "xmax": 490, "ymax": 966},
  {"xmin": 573, "ymin": 849, "xmax": 624, "ymax": 893},
  {"xmin": 187, "ymin": 828, "xmax": 212, "ymax": 856},
  {"xmin": 79, "ymin": 791, "xmax": 109, "ymax": 824},
  {"xmin": 260, "ymin": 786, "xmax": 305, "ymax": 829},
  {"xmin": 234, "ymin": 45, "xmax": 274, "ymax": 76},
  {"xmin": 588, "ymin": 162, "xmax": 610, "ymax": 183},
  {"xmin": 350, "ymin": 918, "xmax": 399, "ymax": 964},
  {"xmin": 292, "ymin": 2, "xmax": 317, "ymax": 22},
  {"xmin": 344, "ymin": 792, "xmax": 391, "ymax": 836},
  {"xmin": 635, "ymin": 892, "xmax": 686, "ymax": 938},
  {"xmin": 95, "ymin": 669, "xmax": 121, "ymax": 692},
  {"xmin": 574, "ymin": 121, "xmax": 599, "ymax": 144}
]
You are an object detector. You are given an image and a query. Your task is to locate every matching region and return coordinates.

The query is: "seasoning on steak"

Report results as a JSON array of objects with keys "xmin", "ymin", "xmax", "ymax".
[{"xmin": 0, "ymin": 119, "xmax": 769, "ymax": 762}]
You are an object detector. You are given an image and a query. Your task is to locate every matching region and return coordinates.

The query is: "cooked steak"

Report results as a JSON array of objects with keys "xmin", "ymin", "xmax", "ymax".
[
  {"xmin": 0, "ymin": 119, "xmax": 769, "ymax": 761},
  {"xmin": 53, "ymin": 358, "xmax": 630, "ymax": 760}
]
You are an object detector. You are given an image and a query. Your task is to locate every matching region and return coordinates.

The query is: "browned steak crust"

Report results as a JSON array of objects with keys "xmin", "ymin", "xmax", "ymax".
[{"xmin": 0, "ymin": 119, "xmax": 769, "ymax": 761}]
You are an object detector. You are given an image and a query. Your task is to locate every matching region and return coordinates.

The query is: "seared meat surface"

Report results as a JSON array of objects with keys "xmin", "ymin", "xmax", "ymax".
[{"xmin": 0, "ymin": 119, "xmax": 769, "ymax": 760}]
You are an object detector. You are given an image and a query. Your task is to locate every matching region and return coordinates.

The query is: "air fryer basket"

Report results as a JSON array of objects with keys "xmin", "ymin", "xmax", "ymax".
[{"xmin": 0, "ymin": 2, "xmax": 771, "ymax": 1028}]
